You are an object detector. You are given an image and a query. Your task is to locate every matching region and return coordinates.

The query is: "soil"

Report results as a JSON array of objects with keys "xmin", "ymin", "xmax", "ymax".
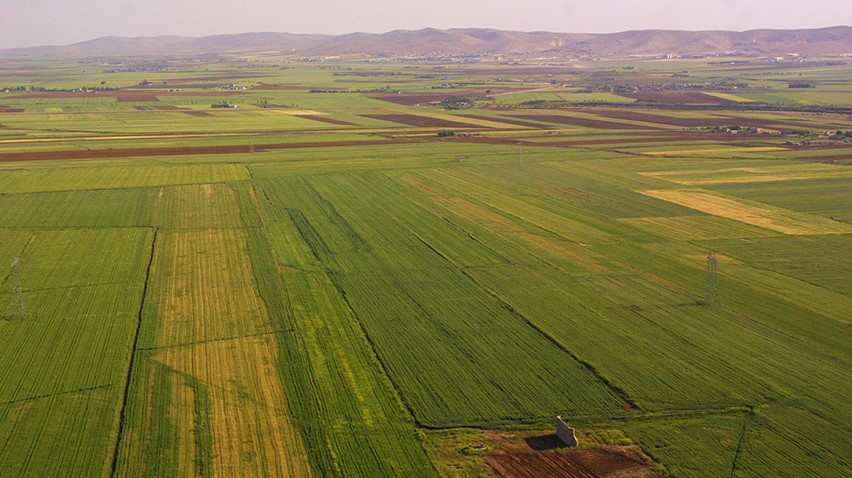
[
  {"xmin": 459, "ymin": 114, "xmax": 547, "ymax": 128},
  {"xmin": 363, "ymin": 114, "xmax": 481, "ymax": 128},
  {"xmin": 0, "ymin": 138, "xmax": 422, "ymax": 163},
  {"xmin": 577, "ymin": 109, "xmax": 720, "ymax": 128},
  {"xmin": 296, "ymin": 115, "xmax": 354, "ymax": 126},
  {"xmin": 622, "ymin": 91, "xmax": 736, "ymax": 105},
  {"xmin": 510, "ymin": 114, "xmax": 656, "ymax": 130},
  {"xmin": 486, "ymin": 437, "xmax": 659, "ymax": 478},
  {"xmin": 134, "ymin": 105, "xmax": 181, "ymax": 111}
]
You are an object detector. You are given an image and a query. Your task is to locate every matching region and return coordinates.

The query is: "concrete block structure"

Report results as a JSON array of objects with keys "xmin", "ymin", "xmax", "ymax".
[{"xmin": 555, "ymin": 416, "xmax": 578, "ymax": 447}]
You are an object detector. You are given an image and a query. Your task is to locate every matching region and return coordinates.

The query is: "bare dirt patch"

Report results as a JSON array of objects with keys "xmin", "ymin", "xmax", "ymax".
[
  {"xmin": 134, "ymin": 105, "xmax": 181, "ymax": 111},
  {"xmin": 510, "ymin": 114, "xmax": 651, "ymax": 130},
  {"xmin": 0, "ymin": 106, "xmax": 24, "ymax": 113},
  {"xmin": 486, "ymin": 440, "xmax": 658, "ymax": 478},
  {"xmin": 459, "ymin": 114, "xmax": 546, "ymax": 128},
  {"xmin": 296, "ymin": 115, "xmax": 354, "ymax": 126},
  {"xmin": 0, "ymin": 138, "xmax": 420, "ymax": 163},
  {"xmin": 363, "ymin": 113, "xmax": 481, "ymax": 128},
  {"xmin": 623, "ymin": 91, "xmax": 736, "ymax": 105},
  {"xmin": 578, "ymin": 109, "xmax": 719, "ymax": 128}
]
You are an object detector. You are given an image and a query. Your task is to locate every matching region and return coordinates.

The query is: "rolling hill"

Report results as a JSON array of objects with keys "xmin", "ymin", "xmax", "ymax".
[{"xmin": 1, "ymin": 26, "xmax": 850, "ymax": 58}]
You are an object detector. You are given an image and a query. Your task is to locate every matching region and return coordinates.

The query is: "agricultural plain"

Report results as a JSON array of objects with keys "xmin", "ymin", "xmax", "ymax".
[{"xmin": 0, "ymin": 53, "xmax": 849, "ymax": 477}]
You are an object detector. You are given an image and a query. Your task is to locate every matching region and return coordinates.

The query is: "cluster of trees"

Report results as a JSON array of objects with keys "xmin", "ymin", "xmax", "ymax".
[{"xmin": 1, "ymin": 85, "xmax": 46, "ymax": 92}]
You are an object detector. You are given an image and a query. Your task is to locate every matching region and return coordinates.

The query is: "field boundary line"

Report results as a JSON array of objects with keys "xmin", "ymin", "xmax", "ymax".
[
  {"xmin": 459, "ymin": 264, "xmax": 640, "ymax": 411},
  {"xmin": 109, "ymin": 226, "xmax": 158, "ymax": 478},
  {"xmin": 413, "ymin": 234, "xmax": 639, "ymax": 411},
  {"xmin": 137, "ymin": 329, "xmax": 287, "ymax": 351},
  {"xmin": 0, "ymin": 384, "xmax": 112, "ymax": 405}
]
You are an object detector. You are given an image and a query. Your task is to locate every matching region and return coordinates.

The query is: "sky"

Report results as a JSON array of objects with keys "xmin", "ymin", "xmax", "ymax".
[{"xmin": 3, "ymin": 0, "xmax": 851, "ymax": 49}]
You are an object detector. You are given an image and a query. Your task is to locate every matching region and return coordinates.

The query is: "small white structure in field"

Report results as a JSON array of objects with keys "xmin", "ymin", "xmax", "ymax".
[{"xmin": 555, "ymin": 416, "xmax": 578, "ymax": 447}]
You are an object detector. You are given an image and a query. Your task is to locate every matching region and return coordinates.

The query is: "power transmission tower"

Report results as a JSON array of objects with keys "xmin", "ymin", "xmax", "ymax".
[{"xmin": 705, "ymin": 250, "xmax": 720, "ymax": 306}]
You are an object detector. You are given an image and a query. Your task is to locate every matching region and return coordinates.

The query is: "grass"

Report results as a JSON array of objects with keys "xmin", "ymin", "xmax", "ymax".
[{"xmin": 0, "ymin": 56, "xmax": 849, "ymax": 478}]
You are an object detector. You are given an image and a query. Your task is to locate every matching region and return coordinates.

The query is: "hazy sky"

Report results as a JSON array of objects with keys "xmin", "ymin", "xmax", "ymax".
[{"xmin": 3, "ymin": 0, "xmax": 851, "ymax": 49}]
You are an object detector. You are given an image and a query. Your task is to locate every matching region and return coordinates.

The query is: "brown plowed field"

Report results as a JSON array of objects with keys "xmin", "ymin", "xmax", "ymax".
[
  {"xmin": 296, "ymin": 115, "xmax": 354, "ymax": 125},
  {"xmin": 486, "ymin": 444, "xmax": 657, "ymax": 478},
  {"xmin": 579, "ymin": 109, "xmax": 721, "ymax": 128},
  {"xmin": 363, "ymin": 114, "xmax": 480, "ymax": 128},
  {"xmin": 511, "ymin": 114, "xmax": 653, "ymax": 130},
  {"xmin": 459, "ymin": 114, "xmax": 546, "ymax": 128},
  {"xmin": 623, "ymin": 91, "xmax": 736, "ymax": 104},
  {"xmin": 152, "ymin": 91, "xmax": 242, "ymax": 97},
  {"xmin": 581, "ymin": 108, "xmax": 833, "ymax": 130},
  {"xmin": 134, "ymin": 105, "xmax": 181, "ymax": 111},
  {"xmin": 367, "ymin": 93, "xmax": 470, "ymax": 106},
  {"xmin": 0, "ymin": 139, "xmax": 420, "ymax": 163},
  {"xmin": 0, "ymin": 106, "xmax": 24, "ymax": 113}
]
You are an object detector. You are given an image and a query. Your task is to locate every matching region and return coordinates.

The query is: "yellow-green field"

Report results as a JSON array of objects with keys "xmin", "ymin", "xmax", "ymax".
[{"xmin": 0, "ymin": 55, "xmax": 849, "ymax": 478}]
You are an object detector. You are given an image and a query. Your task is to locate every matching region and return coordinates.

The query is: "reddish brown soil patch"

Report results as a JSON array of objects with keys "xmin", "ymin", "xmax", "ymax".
[
  {"xmin": 134, "ymin": 105, "xmax": 180, "ymax": 111},
  {"xmin": 459, "ymin": 114, "xmax": 546, "ymax": 128},
  {"xmin": 153, "ymin": 91, "xmax": 242, "ymax": 97},
  {"xmin": 511, "ymin": 114, "xmax": 653, "ymax": 130},
  {"xmin": 487, "ymin": 442, "xmax": 657, "ymax": 478},
  {"xmin": 0, "ymin": 138, "xmax": 424, "ymax": 163},
  {"xmin": 363, "ymin": 114, "xmax": 480, "ymax": 128},
  {"xmin": 578, "ymin": 108, "xmax": 839, "ymax": 131},
  {"xmin": 578, "ymin": 109, "xmax": 719, "ymax": 128},
  {"xmin": 0, "ymin": 106, "xmax": 24, "ymax": 113},
  {"xmin": 622, "ymin": 91, "xmax": 735, "ymax": 105},
  {"xmin": 296, "ymin": 115, "xmax": 354, "ymax": 126}
]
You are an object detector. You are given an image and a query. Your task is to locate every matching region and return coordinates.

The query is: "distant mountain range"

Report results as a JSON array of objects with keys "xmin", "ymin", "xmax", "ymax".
[{"xmin": 2, "ymin": 26, "xmax": 850, "ymax": 58}]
